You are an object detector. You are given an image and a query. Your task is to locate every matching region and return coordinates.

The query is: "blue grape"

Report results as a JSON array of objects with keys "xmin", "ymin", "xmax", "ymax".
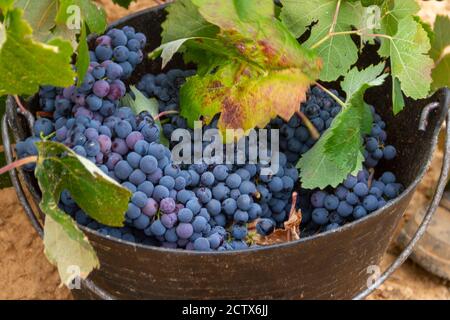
[
  {"xmin": 194, "ymin": 237, "xmax": 210, "ymax": 251},
  {"xmin": 239, "ymin": 180, "xmax": 256, "ymax": 194},
  {"xmin": 186, "ymin": 199, "xmax": 201, "ymax": 214},
  {"xmin": 201, "ymin": 171, "xmax": 215, "ymax": 186},
  {"xmin": 231, "ymin": 224, "xmax": 248, "ymax": 240},
  {"xmin": 312, "ymin": 208, "xmax": 329, "ymax": 225},
  {"xmin": 153, "ymin": 185, "xmax": 170, "ymax": 202},
  {"xmin": 114, "ymin": 160, "xmax": 133, "ymax": 180},
  {"xmin": 268, "ymin": 177, "xmax": 283, "ymax": 193},
  {"xmin": 108, "ymin": 28, "xmax": 128, "ymax": 47},
  {"xmin": 129, "ymin": 169, "xmax": 146, "ymax": 185},
  {"xmin": 353, "ymin": 205, "xmax": 367, "ymax": 219},
  {"xmin": 137, "ymin": 181, "xmax": 154, "ymax": 197},
  {"xmin": 140, "ymin": 155, "xmax": 158, "ymax": 174},
  {"xmin": 337, "ymin": 201, "xmax": 353, "ymax": 217},
  {"xmin": 212, "ymin": 165, "xmax": 228, "ymax": 181},
  {"xmin": 237, "ymin": 194, "xmax": 252, "ymax": 211},
  {"xmin": 126, "ymin": 203, "xmax": 141, "ymax": 219},
  {"xmin": 113, "ymin": 46, "xmax": 130, "ymax": 62},
  {"xmin": 206, "ymin": 199, "xmax": 221, "ymax": 216},
  {"xmin": 131, "ymin": 191, "xmax": 148, "ymax": 208},
  {"xmin": 383, "ymin": 145, "xmax": 397, "ymax": 160},
  {"xmin": 234, "ymin": 210, "xmax": 249, "ymax": 223},
  {"xmin": 126, "ymin": 152, "xmax": 142, "ymax": 169},
  {"xmin": 324, "ymin": 195, "xmax": 339, "ymax": 210},
  {"xmin": 106, "ymin": 62, "xmax": 123, "ymax": 80},
  {"xmin": 196, "ymin": 187, "xmax": 212, "ymax": 204},
  {"xmin": 226, "ymin": 173, "xmax": 242, "ymax": 189},
  {"xmin": 178, "ymin": 208, "xmax": 194, "ymax": 223},
  {"xmin": 34, "ymin": 118, "xmax": 54, "ymax": 137},
  {"xmin": 345, "ymin": 192, "xmax": 359, "ymax": 205},
  {"xmin": 95, "ymin": 44, "xmax": 113, "ymax": 61},
  {"xmin": 256, "ymin": 218, "xmax": 275, "ymax": 236},
  {"xmin": 354, "ymin": 182, "xmax": 369, "ymax": 197},
  {"xmin": 150, "ymin": 220, "xmax": 166, "ymax": 237},
  {"xmin": 176, "ymin": 223, "xmax": 194, "ymax": 239},
  {"xmin": 192, "ymin": 216, "xmax": 208, "ymax": 233},
  {"xmin": 380, "ymin": 172, "xmax": 396, "ymax": 184}
]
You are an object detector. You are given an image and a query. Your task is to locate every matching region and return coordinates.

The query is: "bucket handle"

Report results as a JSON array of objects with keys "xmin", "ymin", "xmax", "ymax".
[
  {"xmin": 2, "ymin": 92, "xmax": 450, "ymax": 300},
  {"xmin": 354, "ymin": 93, "xmax": 450, "ymax": 300}
]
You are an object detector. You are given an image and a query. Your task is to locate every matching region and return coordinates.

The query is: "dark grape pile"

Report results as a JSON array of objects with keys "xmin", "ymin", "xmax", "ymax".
[{"xmin": 16, "ymin": 25, "xmax": 403, "ymax": 251}]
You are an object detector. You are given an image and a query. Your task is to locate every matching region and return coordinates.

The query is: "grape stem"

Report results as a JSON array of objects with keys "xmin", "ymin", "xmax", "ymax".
[
  {"xmin": 309, "ymin": 0, "xmax": 393, "ymax": 50},
  {"xmin": 314, "ymin": 82, "xmax": 346, "ymax": 109},
  {"xmin": 368, "ymin": 168, "xmax": 375, "ymax": 189},
  {"xmin": 0, "ymin": 156, "xmax": 38, "ymax": 175},
  {"xmin": 14, "ymin": 95, "xmax": 28, "ymax": 114},
  {"xmin": 154, "ymin": 110, "xmax": 179, "ymax": 120},
  {"xmin": 296, "ymin": 110, "xmax": 320, "ymax": 140}
]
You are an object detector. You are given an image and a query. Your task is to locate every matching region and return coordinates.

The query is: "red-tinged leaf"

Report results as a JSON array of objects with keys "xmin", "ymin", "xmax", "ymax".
[
  {"xmin": 180, "ymin": 63, "xmax": 316, "ymax": 138},
  {"xmin": 154, "ymin": 0, "xmax": 322, "ymax": 137}
]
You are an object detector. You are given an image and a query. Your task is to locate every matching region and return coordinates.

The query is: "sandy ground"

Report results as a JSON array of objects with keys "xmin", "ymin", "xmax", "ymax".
[{"xmin": 0, "ymin": 0, "xmax": 449, "ymax": 300}]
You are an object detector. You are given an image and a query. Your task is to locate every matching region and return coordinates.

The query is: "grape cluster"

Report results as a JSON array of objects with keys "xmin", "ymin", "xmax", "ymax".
[
  {"xmin": 300, "ymin": 169, "xmax": 403, "ymax": 233},
  {"xmin": 137, "ymin": 70, "xmax": 194, "ymax": 140},
  {"xmin": 17, "ymin": 24, "xmax": 405, "ymax": 250},
  {"xmin": 363, "ymin": 106, "xmax": 397, "ymax": 168},
  {"xmin": 269, "ymin": 86, "xmax": 342, "ymax": 164}
]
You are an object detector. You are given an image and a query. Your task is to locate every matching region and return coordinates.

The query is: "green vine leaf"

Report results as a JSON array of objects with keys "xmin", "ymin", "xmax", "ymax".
[
  {"xmin": 377, "ymin": 0, "xmax": 420, "ymax": 57},
  {"xmin": 56, "ymin": 0, "xmax": 107, "ymax": 35},
  {"xmin": 0, "ymin": 8, "xmax": 75, "ymax": 95},
  {"xmin": 14, "ymin": 0, "xmax": 58, "ymax": 42},
  {"xmin": 430, "ymin": 15, "xmax": 450, "ymax": 91},
  {"xmin": 43, "ymin": 207, "xmax": 99, "ymax": 286},
  {"xmin": 298, "ymin": 64, "xmax": 387, "ymax": 189},
  {"xmin": 280, "ymin": 0, "xmax": 364, "ymax": 81},
  {"xmin": 76, "ymin": 21, "xmax": 89, "ymax": 85},
  {"xmin": 341, "ymin": 62, "xmax": 387, "ymax": 101},
  {"xmin": 34, "ymin": 141, "xmax": 131, "ymax": 285},
  {"xmin": 431, "ymin": 55, "xmax": 450, "ymax": 92},
  {"xmin": 161, "ymin": 0, "xmax": 219, "ymax": 43},
  {"xmin": 124, "ymin": 86, "xmax": 170, "ymax": 147},
  {"xmin": 150, "ymin": 37, "xmax": 206, "ymax": 69},
  {"xmin": 35, "ymin": 141, "xmax": 131, "ymax": 226},
  {"xmin": 430, "ymin": 15, "xmax": 450, "ymax": 61},
  {"xmin": 386, "ymin": 16, "xmax": 433, "ymax": 104},
  {"xmin": 0, "ymin": 0, "xmax": 14, "ymax": 11}
]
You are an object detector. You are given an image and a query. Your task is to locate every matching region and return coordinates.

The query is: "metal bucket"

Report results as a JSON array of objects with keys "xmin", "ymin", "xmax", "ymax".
[{"xmin": 2, "ymin": 4, "xmax": 450, "ymax": 300}]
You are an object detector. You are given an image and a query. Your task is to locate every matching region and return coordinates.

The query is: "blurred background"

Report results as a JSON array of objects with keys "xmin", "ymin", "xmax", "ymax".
[{"xmin": 0, "ymin": 0, "xmax": 449, "ymax": 300}]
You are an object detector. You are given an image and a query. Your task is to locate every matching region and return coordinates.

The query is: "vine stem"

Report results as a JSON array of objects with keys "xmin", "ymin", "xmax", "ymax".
[
  {"xmin": 310, "ymin": 0, "xmax": 341, "ymax": 50},
  {"xmin": 314, "ymin": 82, "xmax": 346, "ymax": 109},
  {"xmin": 296, "ymin": 111, "xmax": 320, "ymax": 140},
  {"xmin": 329, "ymin": 0, "xmax": 341, "ymax": 34},
  {"xmin": 14, "ymin": 95, "xmax": 27, "ymax": 114},
  {"xmin": 153, "ymin": 110, "xmax": 179, "ymax": 120},
  {"xmin": 0, "ymin": 156, "xmax": 38, "ymax": 175}
]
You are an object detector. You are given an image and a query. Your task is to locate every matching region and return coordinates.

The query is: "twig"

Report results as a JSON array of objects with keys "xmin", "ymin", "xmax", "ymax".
[
  {"xmin": 367, "ymin": 168, "xmax": 375, "ymax": 189},
  {"xmin": 329, "ymin": 0, "xmax": 342, "ymax": 34},
  {"xmin": 296, "ymin": 110, "xmax": 320, "ymax": 140},
  {"xmin": 0, "ymin": 156, "xmax": 38, "ymax": 175},
  {"xmin": 315, "ymin": 82, "xmax": 346, "ymax": 109},
  {"xmin": 36, "ymin": 111, "xmax": 53, "ymax": 118},
  {"xmin": 153, "ymin": 110, "xmax": 179, "ymax": 120},
  {"xmin": 14, "ymin": 95, "xmax": 27, "ymax": 114}
]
